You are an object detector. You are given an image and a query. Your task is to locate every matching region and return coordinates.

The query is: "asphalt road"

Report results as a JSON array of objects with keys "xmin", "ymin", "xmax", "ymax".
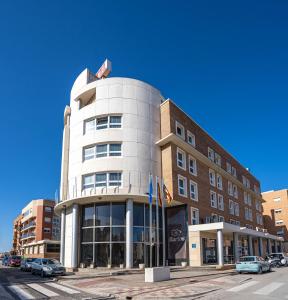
[
  {"xmin": 0, "ymin": 263, "xmax": 100, "ymax": 300},
  {"xmin": 202, "ymin": 267, "xmax": 288, "ymax": 300}
]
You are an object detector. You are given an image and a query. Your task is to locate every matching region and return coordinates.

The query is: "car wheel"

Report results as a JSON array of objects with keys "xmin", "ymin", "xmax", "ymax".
[
  {"xmin": 41, "ymin": 270, "xmax": 45, "ymax": 278},
  {"xmin": 258, "ymin": 267, "xmax": 263, "ymax": 274}
]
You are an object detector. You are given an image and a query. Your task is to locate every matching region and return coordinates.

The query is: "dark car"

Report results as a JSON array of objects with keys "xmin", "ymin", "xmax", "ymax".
[
  {"xmin": 8, "ymin": 256, "xmax": 21, "ymax": 267},
  {"xmin": 2, "ymin": 256, "xmax": 9, "ymax": 266},
  {"xmin": 31, "ymin": 258, "xmax": 66, "ymax": 277},
  {"xmin": 20, "ymin": 258, "xmax": 37, "ymax": 271}
]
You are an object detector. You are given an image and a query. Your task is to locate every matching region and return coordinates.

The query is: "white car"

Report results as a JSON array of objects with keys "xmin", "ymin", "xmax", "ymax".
[
  {"xmin": 31, "ymin": 258, "xmax": 65, "ymax": 277},
  {"xmin": 269, "ymin": 253, "xmax": 288, "ymax": 266}
]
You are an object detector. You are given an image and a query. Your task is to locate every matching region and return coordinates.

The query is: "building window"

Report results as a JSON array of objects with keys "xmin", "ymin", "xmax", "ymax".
[
  {"xmin": 247, "ymin": 193, "xmax": 252, "ymax": 206},
  {"xmin": 178, "ymin": 175, "xmax": 187, "ymax": 197},
  {"xmin": 215, "ymin": 153, "xmax": 221, "ymax": 166},
  {"xmin": 277, "ymin": 228, "xmax": 284, "ymax": 236},
  {"xmin": 228, "ymin": 181, "xmax": 233, "ymax": 196},
  {"xmin": 254, "ymin": 185, "xmax": 260, "ymax": 194},
  {"xmin": 191, "ymin": 208, "xmax": 199, "ymax": 225},
  {"xmin": 244, "ymin": 191, "xmax": 248, "ymax": 204},
  {"xmin": 229, "ymin": 200, "xmax": 234, "ymax": 215},
  {"xmin": 177, "ymin": 148, "xmax": 186, "ymax": 170},
  {"xmin": 231, "ymin": 167, "xmax": 237, "ymax": 178},
  {"xmin": 187, "ymin": 131, "xmax": 195, "ymax": 147},
  {"xmin": 211, "ymin": 214, "xmax": 218, "ymax": 223},
  {"xmin": 84, "ymin": 146, "xmax": 95, "ymax": 161},
  {"xmin": 249, "ymin": 208, "xmax": 253, "ymax": 221},
  {"xmin": 44, "ymin": 207, "xmax": 52, "ymax": 213},
  {"xmin": 210, "ymin": 191, "xmax": 217, "ymax": 208},
  {"xmin": 96, "ymin": 144, "xmax": 108, "ymax": 157},
  {"xmin": 218, "ymin": 194, "xmax": 224, "ymax": 211},
  {"xmin": 233, "ymin": 184, "xmax": 238, "ymax": 199},
  {"xmin": 244, "ymin": 207, "xmax": 249, "ymax": 220},
  {"xmin": 84, "ymin": 115, "xmax": 122, "ymax": 134},
  {"xmin": 44, "ymin": 217, "xmax": 51, "ymax": 223},
  {"xmin": 175, "ymin": 121, "xmax": 185, "ymax": 139},
  {"xmin": 44, "ymin": 228, "xmax": 51, "ymax": 233},
  {"xmin": 274, "ymin": 209, "xmax": 282, "ymax": 214},
  {"xmin": 83, "ymin": 172, "xmax": 122, "ymax": 190},
  {"xmin": 188, "ymin": 156, "xmax": 197, "ymax": 175},
  {"xmin": 109, "ymin": 144, "xmax": 122, "ymax": 156},
  {"xmin": 208, "ymin": 147, "xmax": 215, "ymax": 162},
  {"xmin": 209, "ymin": 169, "xmax": 216, "ymax": 186},
  {"xmin": 218, "ymin": 216, "xmax": 225, "ymax": 222},
  {"xmin": 276, "ymin": 220, "xmax": 284, "ymax": 225},
  {"xmin": 216, "ymin": 174, "xmax": 222, "ymax": 190},
  {"xmin": 84, "ymin": 143, "xmax": 122, "ymax": 161},
  {"xmin": 234, "ymin": 202, "xmax": 239, "ymax": 216},
  {"xmin": 256, "ymin": 213, "xmax": 263, "ymax": 225},
  {"xmin": 273, "ymin": 197, "xmax": 281, "ymax": 202},
  {"xmin": 189, "ymin": 180, "xmax": 198, "ymax": 201},
  {"xmin": 226, "ymin": 162, "xmax": 232, "ymax": 174}
]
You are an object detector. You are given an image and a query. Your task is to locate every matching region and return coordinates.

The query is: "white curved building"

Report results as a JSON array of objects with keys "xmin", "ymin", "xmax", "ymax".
[{"xmin": 57, "ymin": 68, "xmax": 164, "ymax": 268}]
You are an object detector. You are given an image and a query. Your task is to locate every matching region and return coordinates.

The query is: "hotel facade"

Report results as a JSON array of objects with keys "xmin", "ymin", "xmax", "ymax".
[{"xmin": 56, "ymin": 64, "xmax": 283, "ymax": 269}]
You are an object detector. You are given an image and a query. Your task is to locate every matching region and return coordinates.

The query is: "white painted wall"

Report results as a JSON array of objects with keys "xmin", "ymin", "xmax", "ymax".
[{"xmin": 64, "ymin": 207, "xmax": 73, "ymax": 267}]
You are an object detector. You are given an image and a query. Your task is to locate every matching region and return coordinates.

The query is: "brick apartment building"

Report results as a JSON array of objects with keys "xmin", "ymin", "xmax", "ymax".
[
  {"xmin": 12, "ymin": 199, "xmax": 60, "ymax": 258},
  {"xmin": 262, "ymin": 189, "xmax": 288, "ymax": 251},
  {"xmin": 12, "ymin": 214, "xmax": 22, "ymax": 255}
]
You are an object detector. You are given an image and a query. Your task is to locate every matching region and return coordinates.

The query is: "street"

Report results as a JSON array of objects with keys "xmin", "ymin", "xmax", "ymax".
[
  {"xmin": 0, "ymin": 264, "xmax": 97, "ymax": 300},
  {"xmin": 1, "ymin": 263, "xmax": 288, "ymax": 299}
]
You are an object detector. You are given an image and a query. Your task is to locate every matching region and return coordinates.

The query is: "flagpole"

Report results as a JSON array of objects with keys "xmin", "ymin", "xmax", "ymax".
[
  {"xmin": 162, "ymin": 178, "xmax": 166, "ymax": 266},
  {"xmin": 156, "ymin": 176, "xmax": 159, "ymax": 267},
  {"xmin": 149, "ymin": 174, "xmax": 153, "ymax": 268}
]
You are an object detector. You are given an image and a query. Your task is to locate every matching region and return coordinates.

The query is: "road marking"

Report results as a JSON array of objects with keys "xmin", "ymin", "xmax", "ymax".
[
  {"xmin": 254, "ymin": 282, "xmax": 284, "ymax": 295},
  {"xmin": 227, "ymin": 280, "xmax": 258, "ymax": 292},
  {"xmin": 0, "ymin": 285, "xmax": 14, "ymax": 300},
  {"xmin": 27, "ymin": 283, "xmax": 59, "ymax": 297},
  {"xmin": 8, "ymin": 285, "xmax": 35, "ymax": 300},
  {"xmin": 45, "ymin": 282, "xmax": 80, "ymax": 294}
]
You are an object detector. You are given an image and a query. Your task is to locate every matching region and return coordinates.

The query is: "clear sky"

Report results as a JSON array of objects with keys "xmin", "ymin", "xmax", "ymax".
[{"xmin": 0, "ymin": 1, "xmax": 287, "ymax": 252}]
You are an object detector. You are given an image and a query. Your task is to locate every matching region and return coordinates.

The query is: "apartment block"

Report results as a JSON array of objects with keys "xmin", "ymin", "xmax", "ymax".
[
  {"xmin": 13, "ymin": 199, "xmax": 60, "ymax": 258},
  {"xmin": 262, "ymin": 189, "xmax": 288, "ymax": 250},
  {"xmin": 12, "ymin": 214, "xmax": 22, "ymax": 255}
]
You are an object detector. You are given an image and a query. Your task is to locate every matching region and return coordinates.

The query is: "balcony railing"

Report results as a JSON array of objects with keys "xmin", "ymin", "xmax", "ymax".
[
  {"xmin": 20, "ymin": 232, "xmax": 35, "ymax": 240},
  {"xmin": 21, "ymin": 221, "xmax": 36, "ymax": 231}
]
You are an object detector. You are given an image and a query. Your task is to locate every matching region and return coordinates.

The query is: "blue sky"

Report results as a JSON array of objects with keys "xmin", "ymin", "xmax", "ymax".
[{"xmin": 0, "ymin": 0, "xmax": 287, "ymax": 251}]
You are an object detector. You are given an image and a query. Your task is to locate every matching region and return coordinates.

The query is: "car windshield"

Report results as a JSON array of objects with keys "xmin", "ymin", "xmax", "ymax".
[
  {"xmin": 26, "ymin": 258, "xmax": 36, "ymax": 262},
  {"xmin": 43, "ymin": 259, "xmax": 59, "ymax": 265},
  {"xmin": 269, "ymin": 254, "xmax": 282, "ymax": 259},
  {"xmin": 12, "ymin": 256, "xmax": 21, "ymax": 259},
  {"xmin": 240, "ymin": 257, "xmax": 256, "ymax": 262}
]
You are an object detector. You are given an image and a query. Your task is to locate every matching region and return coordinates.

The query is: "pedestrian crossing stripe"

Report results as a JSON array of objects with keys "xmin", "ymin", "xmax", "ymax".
[
  {"xmin": 227, "ymin": 280, "xmax": 258, "ymax": 292},
  {"xmin": 45, "ymin": 282, "xmax": 80, "ymax": 294},
  {"xmin": 27, "ymin": 283, "xmax": 59, "ymax": 297},
  {"xmin": 8, "ymin": 285, "xmax": 35, "ymax": 300},
  {"xmin": 253, "ymin": 282, "xmax": 285, "ymax": 295}
]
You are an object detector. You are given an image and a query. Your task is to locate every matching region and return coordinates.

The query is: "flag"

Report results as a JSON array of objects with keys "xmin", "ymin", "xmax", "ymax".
[
  {"xmin": 163, "ymin": 184, "xmax": 172, "ymax": 205},
  {"xmin": 148, "ymin": 174, "xmax": 153, "ymax": 204},
  {"xmin": 157, "ymin": 182, "xmax": 162, "ymax": 207}
]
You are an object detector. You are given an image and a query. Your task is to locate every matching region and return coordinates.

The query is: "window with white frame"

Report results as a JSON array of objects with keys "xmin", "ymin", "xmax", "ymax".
[
  {"xmin": 215, "ymin": 152, "xmax": 221, "ymax": 166},
  {"xmin": 84, "ymin": 115, "xmax": 122, "ymax": 134},
  {"xmin": 218, "ymin": 194, "xmax": 224, "ymax": 211},
  {"xmin": 44, "ymin": 228, "xmax": 51, "ymax": 233},
  {"xmin": 211, "ymin": 214, "xmax": 218, "ymax": 223},
  {"xmin": 209, "ymin": 169, "xmax": 216, "ymax": 186},
  {"xmin": 233, "ymin": 184, "xmax": 238, "ymax": 199},
  {"xmin": 234, "ymin": 202, "xmax": 239, "ymax": 216},
  {"xmin": 189, "ymin": 180, "xmax": 198, "ymax": 201},
  {"xmin": 44, "ymin": 217, "xmax": 51, "ymax": 223},
  {"xmin": 274, "ymin": 197, "xmax": 281, "ymax": 202},
  {"xmin": 256, "ymin": 213, "xmax": 263, "ymax": 225},
  {"xmin": 84, "ymin": 143, "xmax": 122, "ymax": 161},
  {"xmin": 218, "ymin": 216, "xmax": 225, "ymax": 222},
  {"xmin": 84, "ymin": 146, "xmax": 95, "ymax": 161},
  {"xmin": 277, "ymin": 229, "xmax": 284, "ymax": 235},
  {"xmin": 96, "ymin": 144, "xmax": 108, "ymax": 157},
  {"xmin": 83, "ymin": 172, "xmax": 122, "ymax": 189},
  {"xmin": 274, "ymin": 208, "xmax": 282, "ymax": 214},
  {"xmin": 276, "ymin": 220, "xmax": 284, "ymax": 225},
  {"xmin": 177, "ymin": 148, "xmax": 186, "ymax": 170},
  {"xmin": 175, "ymin": 121, "xmax": 185, "ymax": 139},
  {"xmin": 208, "ymin": 147, "xmax": 215, "ymax": 162},
  {"xmin": 232, "ymin": 167, "xmax": 237, "ymax": 178},
  {"xmin": 109, "ymin": 144, "xmax": 122, "ymax": 156},
  {"xmin": 247, "ymin": 193, "xmax": 252, "ymax": 206},
  {"xmin": 216, "ymin": 174, "xmax": 223, "ymax": 190},
  {"xmin": 228, "ymin": 181, "xmax": 233, "ymax": 196},
  {"xmin": 244, "ymin": 191, "xmax": 248, "ymax": 204},
  {"xmin": 84, "ymin": 118, "xmax": 96, "ymax": 134},
  {"xmin": 44, "ymin": 206, "xmax": 52, "ymax": 213},
  {"xmin": 187, "ymin": 130, "xmax": 195, "ymax": 147},
  {"xmin": 226, "ymin": 162, "xmax": 232, "ymax": 174},
  {"xmin": 254, "ymin": 184, "xmax": 260, "ymax": 194},
  {"xmin": 109, "ymin": 116, "xmax": 122, "ymax": 128},
  {"xmin": 248, "ymin": 208, "xmax": 253, "ymax": 221},
  {"xmin": 188, "ymin": 155, "xmax": 197, "ymax": 175},
  {"xmin": 96, "ymin": 116, "xmax": 108, "ymax": 129},
  {"xmin": 229, "ymin": 200, "xmax": 234, "ymax": 215},
  {"xmin": 178, "ymin": 175, "xmax": 187, "ymax": 197},
  {"xmin": 244, "ymin": 207, "xmax": 249, "ymax": 220},
  {"xmin": 191, "ymin": 208, "xmax": 199, "ymax": 225},
  {"xmin": 210, "ymin": 191, "xmax": 217, "ymax": 208}
]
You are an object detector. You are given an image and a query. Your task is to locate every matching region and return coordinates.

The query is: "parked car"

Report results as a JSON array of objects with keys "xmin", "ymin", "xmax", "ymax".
[
  {"xmin": 266, "ymin": 255, "xmax": 282, "ymax": 268},
  {"xmin": 236, "ymin": 256, "xmax": 271, "ymax": 274},
  {"xmin": 2, "ymin": 256, "xmax": 9, "ymax": 266},
  {"xmin": 268, "ymin": 253, "xmax": 288, "ymax": 266},
  {"xmin": 31, "ymin": 258, "xmax": 65, "ymax": 277},
  {"xmin": 20, "ymin": 258, "xmax": 37, "ymax": 271},
  {"xmin": 7, "ymin": 256, "xmax": 21, "ymax": 267}
]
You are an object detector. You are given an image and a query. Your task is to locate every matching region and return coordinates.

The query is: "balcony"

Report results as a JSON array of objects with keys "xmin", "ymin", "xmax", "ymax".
[
  {"xmin": 21, "ymin": 221, "xmax": 36, "ymax": 232},
  {"xmin": 20, "ymin": 233, "xmax": 35, "ymax": 240}
]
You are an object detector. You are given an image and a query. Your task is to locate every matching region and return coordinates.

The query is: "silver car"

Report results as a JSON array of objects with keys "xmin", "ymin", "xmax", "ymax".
[
  {"xmin": 20, "ymin": 258, "xmax": 36, "ymax": 271},
  {"xmin": 31, "ymin": 258, "xmax": 65, "ymax": 277}
]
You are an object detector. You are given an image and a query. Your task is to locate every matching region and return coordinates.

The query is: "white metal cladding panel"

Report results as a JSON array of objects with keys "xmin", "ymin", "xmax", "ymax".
[{"xmin": 64, "ymin": 207, "xmax": 73, "ymax": 267}]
